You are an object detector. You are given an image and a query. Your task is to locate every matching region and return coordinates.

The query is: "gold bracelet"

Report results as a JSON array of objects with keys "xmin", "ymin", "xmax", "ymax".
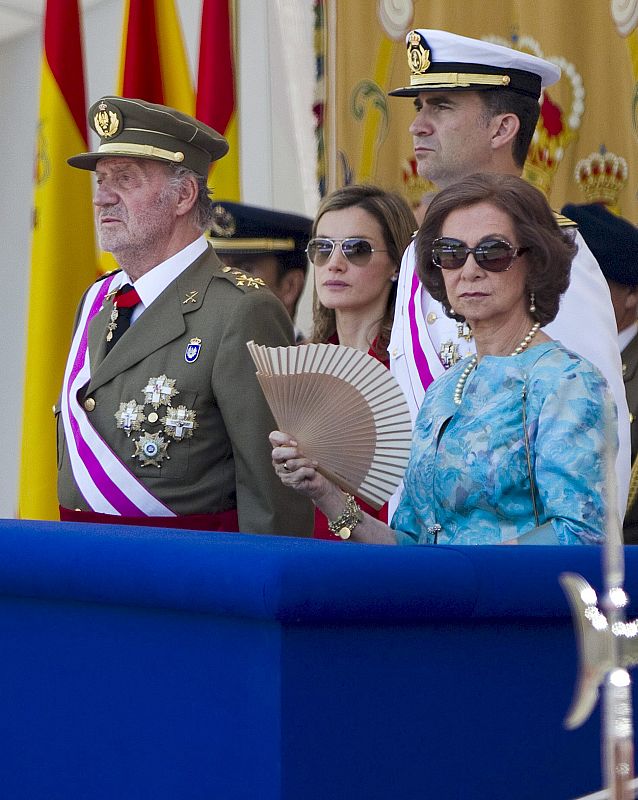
[{"xmin": 327, "ymin": 494, "xmax": 363, "ymax": 540}]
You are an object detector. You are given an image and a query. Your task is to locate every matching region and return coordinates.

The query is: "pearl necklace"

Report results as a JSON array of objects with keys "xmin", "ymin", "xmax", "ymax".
[{"xmin": 453, "ymin": 321, "xmax": 541, "ymax": 405}]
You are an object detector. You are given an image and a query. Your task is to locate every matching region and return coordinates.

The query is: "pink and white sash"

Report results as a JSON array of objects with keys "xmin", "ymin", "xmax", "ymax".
[
  {"xmin": 391, "ymin": 243, "xmax": 447, "ymax": 424},
  {"xmin": 60, "ymin": 276, "xmax": 176, "ymax": 516}
]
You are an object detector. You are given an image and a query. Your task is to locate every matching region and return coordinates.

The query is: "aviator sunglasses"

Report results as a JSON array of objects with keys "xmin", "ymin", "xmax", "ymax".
[
  {"xmin": 306, "ymin": 237, "xmax": 388, "ymax": 267},
  {"xmin": 431, "ymin": 237, "xmax": 530, "ymax": 272}
]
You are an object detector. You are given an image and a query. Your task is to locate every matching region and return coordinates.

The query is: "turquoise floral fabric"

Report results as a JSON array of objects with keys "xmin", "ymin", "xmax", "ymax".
[{"xmin": 392, "ymin": 341, "xmax": 614, "ymax": 546}]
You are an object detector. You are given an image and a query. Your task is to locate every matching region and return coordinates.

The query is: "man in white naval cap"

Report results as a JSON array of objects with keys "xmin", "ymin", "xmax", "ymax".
[{"xmin": 388, "ymin": 29, "xmax": 630, "ymax": 517}]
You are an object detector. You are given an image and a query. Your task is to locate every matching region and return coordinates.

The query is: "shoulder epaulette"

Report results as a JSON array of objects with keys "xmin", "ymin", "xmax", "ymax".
[
  {"xmin": 553, "ymin": 210, "xmax": 578, "ymax": 229},
  {"xmin": 217, "ymin": 264, "xmax": 267, "ymax": 292}
]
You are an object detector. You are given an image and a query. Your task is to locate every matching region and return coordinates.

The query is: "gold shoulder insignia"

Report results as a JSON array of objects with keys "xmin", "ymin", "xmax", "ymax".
[
  {"xmin": 235, "ymin": 273, "xmax": 266, "ymax": 289},
  {"xmin": 553, "ymin": 210, "xmax": 578, "ymax": 229},
  {"xmin": 217, "ymin": 265, "xmax": 266, "ymax": 290}
]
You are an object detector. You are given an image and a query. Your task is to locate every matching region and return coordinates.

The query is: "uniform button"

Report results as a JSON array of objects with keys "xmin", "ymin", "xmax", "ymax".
[
  {"xmin": 147, "ymin": 411, "xmax": 159, "ymax": 424},
  {"xmin": 84, "ymin": 397, "xmax": 96, "ymax": 412},
  {"xmin": 427, "ymin": 312, "xmax": 438, "ymax": 324}
]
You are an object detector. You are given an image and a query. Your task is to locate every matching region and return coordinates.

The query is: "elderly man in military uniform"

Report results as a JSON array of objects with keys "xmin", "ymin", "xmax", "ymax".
[
  {"xmin": 563, "ymin": 202, "xmax": 638, "ymax": 543},
  {"xmin": 387, "ymin": 29, "xmax": 630, "ymax": 517},
  {"xmin": 57, "ymin": 96, "xmax": 313, "ymax": 536},
  {"xmin": 208, "ymin": 202, "xmax": 310, "ymax": 338}
]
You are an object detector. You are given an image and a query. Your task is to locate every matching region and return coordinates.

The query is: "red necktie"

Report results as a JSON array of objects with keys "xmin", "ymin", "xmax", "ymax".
[{"xmin": 106, "ymin": 283, "xmax": 141, "ymax": 352}]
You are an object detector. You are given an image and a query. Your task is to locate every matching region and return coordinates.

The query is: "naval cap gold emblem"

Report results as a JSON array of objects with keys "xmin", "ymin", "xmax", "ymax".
[
  {"xmin": 210, "ymin": 205, "xmax": 236, "ymax": 238},
  {"xmin": 94, "ymin": 101, "xmax": 121, "ymax": 139},
  {"xmin": 407, "ymin": 30, "xmax": 431, "ymax": 76}
]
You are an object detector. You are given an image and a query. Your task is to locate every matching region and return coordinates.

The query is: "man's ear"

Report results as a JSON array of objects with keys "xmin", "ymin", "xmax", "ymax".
[
  {"xmin": 624, "ymin": 286, "xmax": 638, "ymax": 313},
  {"xmin": 175, "ymin": 174, "xmax": 199, "ymax": 216},
  {"xmin": 278, "ymin": 269, "xmax": 306, "ymax": 309},
  {"xmin": 490, "ymin": 112, "xmax": 520, "ymax": 153}
]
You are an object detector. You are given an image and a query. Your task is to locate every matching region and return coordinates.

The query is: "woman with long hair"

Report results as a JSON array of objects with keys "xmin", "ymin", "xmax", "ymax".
[{"xmin": 306, "ymin": 184, "xmax": 416, "ymax": 537}]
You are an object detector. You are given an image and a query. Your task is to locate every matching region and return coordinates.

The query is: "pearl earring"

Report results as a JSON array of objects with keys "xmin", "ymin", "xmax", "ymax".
[
  {"xmin": 390, "ymin": 273, "xmax": 398, "ymax": 283},
  {"xmin": 529, "ymin": 292, "xmax": 536, "ymax": 315}
]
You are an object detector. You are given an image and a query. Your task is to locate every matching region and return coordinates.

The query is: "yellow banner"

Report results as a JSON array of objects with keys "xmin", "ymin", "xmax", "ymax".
[{"xmin": 209, "ymin": 112, "xmax": 240, "ymax": 200}]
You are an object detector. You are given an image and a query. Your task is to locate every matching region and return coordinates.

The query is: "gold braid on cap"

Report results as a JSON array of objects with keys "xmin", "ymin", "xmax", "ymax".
[{"xmin": 96, "ymin": 142, "xmax": 185, "ymax": 163}]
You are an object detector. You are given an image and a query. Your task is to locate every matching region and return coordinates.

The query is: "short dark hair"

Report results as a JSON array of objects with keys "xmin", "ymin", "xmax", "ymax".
[
  {"xmin": 311, "ymin": 184, "xmax": 416, "ymax": 359},
  {"xmin": 478, "ymin": 88, "xmax": 541, "ymax": 168},
  {"xmin": 416, "ymin": 173, "xmax": 577, "ymax": 327}
]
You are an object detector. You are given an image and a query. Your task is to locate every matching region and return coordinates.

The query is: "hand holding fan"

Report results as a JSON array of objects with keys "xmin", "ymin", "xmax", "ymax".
[{"xmin": 247, "ymin": 341, "xmax": 413, "ymax": 509}]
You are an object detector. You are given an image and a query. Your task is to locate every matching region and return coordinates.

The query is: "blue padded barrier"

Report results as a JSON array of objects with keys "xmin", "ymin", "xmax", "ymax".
[{"xmin": 0, "ymin": 519, "xmax": 631, "ymax": 799}]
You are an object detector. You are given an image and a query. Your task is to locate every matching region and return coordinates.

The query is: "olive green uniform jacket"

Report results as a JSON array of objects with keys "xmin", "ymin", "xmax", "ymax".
[{"xmin": 57, "ymin": 246, "xmax": 313, "ymax": 536}]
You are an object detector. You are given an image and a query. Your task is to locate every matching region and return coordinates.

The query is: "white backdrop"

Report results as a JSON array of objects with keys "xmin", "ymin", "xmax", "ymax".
[{"xmin": 0, "ymin": 0, "xmax": 317, "ymax": 517}]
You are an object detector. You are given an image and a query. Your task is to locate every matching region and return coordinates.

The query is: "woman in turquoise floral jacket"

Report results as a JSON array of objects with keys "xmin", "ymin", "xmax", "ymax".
[{"xmin": 271, "ymin": 174, "xmax": 615, "ymax": 546}]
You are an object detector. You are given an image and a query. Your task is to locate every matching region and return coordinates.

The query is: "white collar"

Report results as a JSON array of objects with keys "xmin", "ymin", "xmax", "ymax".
[{"xmin": 113, "ymin": 236, "xmax": 208, "ymax": 322}]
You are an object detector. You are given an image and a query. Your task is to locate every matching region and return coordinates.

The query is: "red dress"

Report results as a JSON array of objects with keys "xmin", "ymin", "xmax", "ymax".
[{"xmin": 313, "ymin": 335, "xmax": 389, "ymax": 540}]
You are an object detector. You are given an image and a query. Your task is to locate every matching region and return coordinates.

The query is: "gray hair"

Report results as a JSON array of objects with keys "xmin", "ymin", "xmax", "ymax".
[{"xmin": 167, "ymin": 164, "xmax": 215, "ymax": 232}]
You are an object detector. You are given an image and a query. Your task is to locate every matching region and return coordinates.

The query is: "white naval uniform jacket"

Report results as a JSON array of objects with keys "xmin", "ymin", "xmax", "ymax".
[{"xmin": 388, "ymin": 231, "xmax": 631, "ymax": 521}]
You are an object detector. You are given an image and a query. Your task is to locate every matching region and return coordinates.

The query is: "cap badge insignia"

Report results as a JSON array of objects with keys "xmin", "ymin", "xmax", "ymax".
[
  {"xmin": 183, "ymin": 291, "xmax": 198, "ymax": 304},
  {"xmin": 162, "ymin": 405, "xmax": 198, "ymax": 441},
  {"xmin": 94, "ymin": 101, "xmax": 120, "ymax": 139},
  {"xmin": 185, "ymin": 337, "xmax": 202, "ymax": 363},
  {"xmin": 407, "ymin": 30, "xmax": 430, "ymax": 75},
  {"xmin": 133, "ymin": 431, "xmax": 170, "ymax": 468},
  {"xmin": 210, "ymin": 205, "xmax": 236, "ymax": 237},
  {"xmin": 142, "ymin": 375, "xmax": 179, "ymax": 409},
  {"xmin": 439, "ymin": 341, "xmax": 461, "ymax": 369},
  {"xmin": 114, "ymin": 400, "xmax": 146, "ymax": 437}
]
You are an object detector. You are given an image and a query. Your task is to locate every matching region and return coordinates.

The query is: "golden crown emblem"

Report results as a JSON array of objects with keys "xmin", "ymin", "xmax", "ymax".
[
  {"xmin": 574, "ymin": 146, "xmax": 628, "ymax": 214},
  {"xmin": 401, "ymin": 158, "xmax": 436, "ymax": 207},
  {"xmin": 483, "ymin": 35, "xmax": 584, "ymax": 198}
]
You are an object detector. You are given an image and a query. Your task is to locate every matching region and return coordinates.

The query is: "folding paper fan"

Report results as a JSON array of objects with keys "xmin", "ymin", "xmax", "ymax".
[{"xmin": 247, "ymin": 340, "xmax": 413, "ymax": 509}]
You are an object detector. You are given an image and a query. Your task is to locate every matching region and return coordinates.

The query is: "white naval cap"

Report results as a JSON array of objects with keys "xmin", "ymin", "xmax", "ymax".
[{"xmin": 389, "ymin": 29, "xmax": 561, "ymax": 99}]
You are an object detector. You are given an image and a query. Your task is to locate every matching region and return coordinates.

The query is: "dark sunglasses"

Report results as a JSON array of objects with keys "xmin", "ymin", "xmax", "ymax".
[
  {"xmin": 306, "ymin": 237, "xmax": 388, "ymax": 267},
  {"xmin": 431, "ymin": 237, "xmax": 530, "ymax": 272}
]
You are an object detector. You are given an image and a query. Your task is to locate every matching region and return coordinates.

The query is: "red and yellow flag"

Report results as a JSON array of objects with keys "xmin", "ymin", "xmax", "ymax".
[
  {"xmin": 19, "ymin": 0, "xmax": 98, "ymax": 520},
  {"xmin": 197, "ymin": 0, "xmax": 241, "ymax": 200},
  {"xmin": 118, "ymin": 0, "xmax": 194, "ymax": 113}
]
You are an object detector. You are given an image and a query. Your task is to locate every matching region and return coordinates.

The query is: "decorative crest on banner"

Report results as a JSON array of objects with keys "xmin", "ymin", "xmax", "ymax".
[
  {"xmin": 401, "ymin": 158, "xmax": 436, "ymax": 207},
  {"xmin": 575, "ymin": 146, "xmax": 628, "ymax": 214},
  {"xmin": 611, "ymin": 0, "xmax": 638, "ymax": 36},
  {"xmin": 377, "ymin": 0, "xmax": 414, "ymax": 41},
  {"xmin": 484, "ymin": 35, "xmax": 585, "ymax": 198}
]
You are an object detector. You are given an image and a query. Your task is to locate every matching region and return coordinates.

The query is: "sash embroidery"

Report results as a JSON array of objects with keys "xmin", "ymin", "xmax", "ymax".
[{"xmin": 60, "ymin": 277, "xmax": 176, "ymax": 517}]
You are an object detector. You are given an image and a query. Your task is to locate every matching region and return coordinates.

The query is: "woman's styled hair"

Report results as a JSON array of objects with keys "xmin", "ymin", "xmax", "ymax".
[
  {"xmin": 416, "ymin": 173, "xmax": 578, "ymax": 327},
  {"xmin": 311, "ymin": 184, "xmax": 416, "ymax": 359}
]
